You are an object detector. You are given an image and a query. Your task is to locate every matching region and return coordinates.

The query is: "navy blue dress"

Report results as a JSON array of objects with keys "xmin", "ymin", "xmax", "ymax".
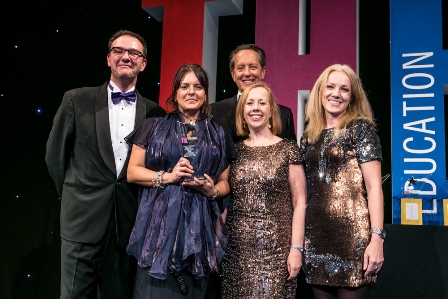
[{"xmin": 126, "ymin": 112, "xmax": 234, "ymax": 298}]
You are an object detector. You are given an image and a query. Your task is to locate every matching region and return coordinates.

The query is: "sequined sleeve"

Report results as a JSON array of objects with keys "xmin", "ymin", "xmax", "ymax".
[
  {"xmin": 353, "ymin": 119, "xmax": 382, "ymax": 164},
  {"xmin": 299, "ymin": 135, "xmax": 308, "ymax": 161},
  {"xmin": 284, "ymin": 139, "xmax": 303, "ymax": 164}
]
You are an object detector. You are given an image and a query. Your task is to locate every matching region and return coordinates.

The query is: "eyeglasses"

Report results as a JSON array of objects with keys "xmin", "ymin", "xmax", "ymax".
[{"xmin": 110, "ymin": 47, "xmax": 145, "ymax": 59}]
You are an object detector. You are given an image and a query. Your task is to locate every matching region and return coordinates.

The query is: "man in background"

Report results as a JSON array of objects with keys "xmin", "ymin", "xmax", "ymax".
[
  {"xmin": 208, "ymin": 43, "xmax": 296, "ymax": 299},
  {"xmin": 211, "ymin": 44, "xmax": 296, "ymax": 143}
]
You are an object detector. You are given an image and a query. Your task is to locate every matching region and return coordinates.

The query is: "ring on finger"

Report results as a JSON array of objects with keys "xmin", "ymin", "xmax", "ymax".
[{"xmin": 180, "ymin": 162, "xmax": 184, "ymax": 167}]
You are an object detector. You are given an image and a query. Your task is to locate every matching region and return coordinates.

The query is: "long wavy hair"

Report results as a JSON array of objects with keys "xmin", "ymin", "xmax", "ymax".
[
  {"xmin": 304, "ymin": 64, "xmax": 376, "ymax": 143},
  {"xmin": 165, "ymin": 63, "xmax": 211, "ymax": 116}
]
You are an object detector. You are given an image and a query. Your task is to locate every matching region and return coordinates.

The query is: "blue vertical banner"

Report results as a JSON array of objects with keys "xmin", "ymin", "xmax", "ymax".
[{"xmin": 390, "ymin": 0, "xmax": 448, "ymax": 225}]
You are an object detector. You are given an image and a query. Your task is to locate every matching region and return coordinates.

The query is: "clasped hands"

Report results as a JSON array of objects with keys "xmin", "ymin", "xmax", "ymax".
[{"xmin": 165, "ymin": 158, "xmax": 216, "ymax": 197}]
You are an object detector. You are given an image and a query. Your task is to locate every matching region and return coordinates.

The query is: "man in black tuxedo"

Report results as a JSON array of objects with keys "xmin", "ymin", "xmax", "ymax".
[
  {"xmin": 211, "ymin": 44, "xmax": 296, "ymax": 143},
  {"xmin": 45, "ymin": 30, "xmax": 165, "ymax": 299}
]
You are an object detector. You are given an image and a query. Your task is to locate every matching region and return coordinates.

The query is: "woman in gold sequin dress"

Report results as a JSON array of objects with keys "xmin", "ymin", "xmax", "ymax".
[
  {"xmin": 300, "ymin": 64, "xmax": 385, "ymax": 299},
  {"xmin": 221, "ymin": 82, "xmax": 307, "ymax": 299}
]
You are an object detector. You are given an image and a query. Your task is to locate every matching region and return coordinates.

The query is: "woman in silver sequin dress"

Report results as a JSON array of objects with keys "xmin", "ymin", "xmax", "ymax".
[
  {"xmin": 300, "ymin": 64, "xmax": 385, "ymax": 299},
  {"xmin": 221, "ymin": 82, "xmax": 307, "ymax": 299}
]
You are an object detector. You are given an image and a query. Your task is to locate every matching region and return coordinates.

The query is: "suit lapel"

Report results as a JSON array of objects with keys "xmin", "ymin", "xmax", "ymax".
[
  {"xmin": 95, "ymin": 82, "xmax": 117, "ymax": 177},
  {"xmin": 225, "ymin": 95, "xmax": 238, "ymax": 138},
  {"xmin": 133, "ymin": 91, "xmax": 146, "ymax": 127}
]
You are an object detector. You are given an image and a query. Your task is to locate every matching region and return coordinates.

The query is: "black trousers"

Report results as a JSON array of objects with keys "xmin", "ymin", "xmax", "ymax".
[
  {"xmin": 60, "ymin": 213, "xmax": 136, "ymax": 299},
  {"xmin": 133, "ymin": 266, "xmax": 209, "ymax": 299}
]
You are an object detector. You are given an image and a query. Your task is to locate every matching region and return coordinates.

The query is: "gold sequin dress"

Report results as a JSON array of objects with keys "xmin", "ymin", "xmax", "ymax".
[
  {"xmin": 300, "ymin": 119, "xmax": 382, "ymax": 287},
  {"xmin": 221, "ymin": 139, "xmax": 301, "ymax": 299}
]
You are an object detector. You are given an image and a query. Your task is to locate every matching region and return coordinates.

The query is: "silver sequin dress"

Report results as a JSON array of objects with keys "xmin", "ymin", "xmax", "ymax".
[
  {"xmin": 300, "ymin": 119, "xmax": 382, "ymax": 287},
  {"xmin": 221, "ymin": 139, "xmax": 301, "ymax": 299}
]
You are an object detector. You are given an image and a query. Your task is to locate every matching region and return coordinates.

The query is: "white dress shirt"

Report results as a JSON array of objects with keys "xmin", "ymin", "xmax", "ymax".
[{"xmin": 108, "ymin": 81, "xmax": 137, "ymax": 177}]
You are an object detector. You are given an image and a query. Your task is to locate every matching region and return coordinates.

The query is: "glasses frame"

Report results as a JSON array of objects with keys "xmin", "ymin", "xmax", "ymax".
[{"xmin": 110, "ymin": 47, "xmax": 145, "ymax": 59}]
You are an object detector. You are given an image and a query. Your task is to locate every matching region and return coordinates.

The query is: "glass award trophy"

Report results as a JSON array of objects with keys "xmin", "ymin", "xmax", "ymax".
[{"xmin": 181, "ymin": 136, "xmax": 206, "ymax": 182}]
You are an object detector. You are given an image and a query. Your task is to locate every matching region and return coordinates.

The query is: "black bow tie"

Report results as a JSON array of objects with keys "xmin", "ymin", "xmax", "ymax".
[
  {"xmin": 108, "ymin": 82, "xmax": 136, "ymax": 104},
  {"xmin": 111, "ymin": 90, "xmax": 136, "ymax": 104}
]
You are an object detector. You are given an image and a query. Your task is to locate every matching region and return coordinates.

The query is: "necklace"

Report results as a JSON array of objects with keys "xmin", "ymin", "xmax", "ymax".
[
  {"xmin": 179, "ymin": 111, "xmax": 199, "ymax": 132},
  {"xmin": 185, "ymin": 119, "xmax": 196, "ymax": 132}
]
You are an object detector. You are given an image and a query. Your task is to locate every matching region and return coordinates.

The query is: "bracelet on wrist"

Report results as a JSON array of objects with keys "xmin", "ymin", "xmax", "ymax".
[
  {"xmin": 209, "ymin": 187, "xmax": 219, "ymax": 200},
  {"xmin": 154, "ymin": 170, "xmax": 165, "ymax": 188},
  {"xmin": 291, "ymin": 244, "xmax": 304, "ymax": 253},
  {"xmin": 370, "ymin": 228, "xmax": 386, "ymax": 239}
]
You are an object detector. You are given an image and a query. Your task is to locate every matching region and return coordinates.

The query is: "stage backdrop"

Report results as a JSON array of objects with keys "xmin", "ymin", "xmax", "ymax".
[
  {"xmin": 142, "ymin": 0, "xmax": 357, "ymax": 136},
  {"xmin": 390, "ymin": 0, "xmax": 448, "ymax": 226},
  {"xmin": 141, "ymin": 0, "xmax": 448, "ymax": 227}
]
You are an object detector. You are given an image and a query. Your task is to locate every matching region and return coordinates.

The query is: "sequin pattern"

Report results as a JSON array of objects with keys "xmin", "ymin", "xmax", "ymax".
[
  {"xmin": 221, "ymin": 139, "xmax": 302, "ymax": 299},
  {"xmin": 300, "ymin": 119, "xmax": 382, "ymax": 287}
]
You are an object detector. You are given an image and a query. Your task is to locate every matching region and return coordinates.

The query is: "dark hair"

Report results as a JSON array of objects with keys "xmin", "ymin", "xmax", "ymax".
[
  {"xmin": 108, "ymin": 30, "xmax": 147, "ymax": 58},
  {"xmin": 166, "ymin": 64, "xmax": 211, "ymax": 116},
  {"xmin": 229, "ymin": 44, "xmax": 266, "ymax": 69}
]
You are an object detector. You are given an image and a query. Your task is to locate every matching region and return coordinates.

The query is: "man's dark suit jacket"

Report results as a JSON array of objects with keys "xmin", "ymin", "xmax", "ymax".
[
  {"xmin": 45, "ymin": 82, "xmax": 165, "ymax": 248},
  {"xmin": 211, "ymin": 94, "xmax": 297, "ymax": 143}
]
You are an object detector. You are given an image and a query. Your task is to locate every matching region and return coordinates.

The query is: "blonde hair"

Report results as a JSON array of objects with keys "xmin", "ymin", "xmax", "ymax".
[
  {"xmin": 235, "ymin": 82, "xmax": 282, "ymax": 136},
  {"xmin": 304, "ymin": 64, "xmax": 375, "ymax": 143}
]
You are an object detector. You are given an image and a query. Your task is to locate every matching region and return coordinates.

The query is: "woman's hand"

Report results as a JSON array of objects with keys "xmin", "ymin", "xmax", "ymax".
[
  {"xmin": 287, "ymin": 248, "xmax": 302, "ymax": 280},
  {"xmin": 363, "ymin": 234, "xmax": 384, "ymax": 277},
  {"xmin": 180, "ymin": 164, "xmax": 230, "ymax": 200},
  {"xmin": 181, "ymin": 173, "xmax": 216, "ymax": 197},
  {"xmin": 166, "ymin": 158, "xmax": 194, "ymax": 183}
]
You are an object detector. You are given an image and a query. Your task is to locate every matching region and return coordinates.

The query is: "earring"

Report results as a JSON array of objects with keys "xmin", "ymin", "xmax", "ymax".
[
  {"xmin": 268, "ymin": 117, "xmax": 272, "ymax": 130},
  {"xmin": 174, "ymin": 98, "xmax": 177, "ymax": 103}
]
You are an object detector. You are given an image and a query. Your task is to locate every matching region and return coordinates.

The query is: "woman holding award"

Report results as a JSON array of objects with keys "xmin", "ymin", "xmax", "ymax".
[{"xmin": 126, "ymin": 63, "xmax": 235, "ymax": 299}]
